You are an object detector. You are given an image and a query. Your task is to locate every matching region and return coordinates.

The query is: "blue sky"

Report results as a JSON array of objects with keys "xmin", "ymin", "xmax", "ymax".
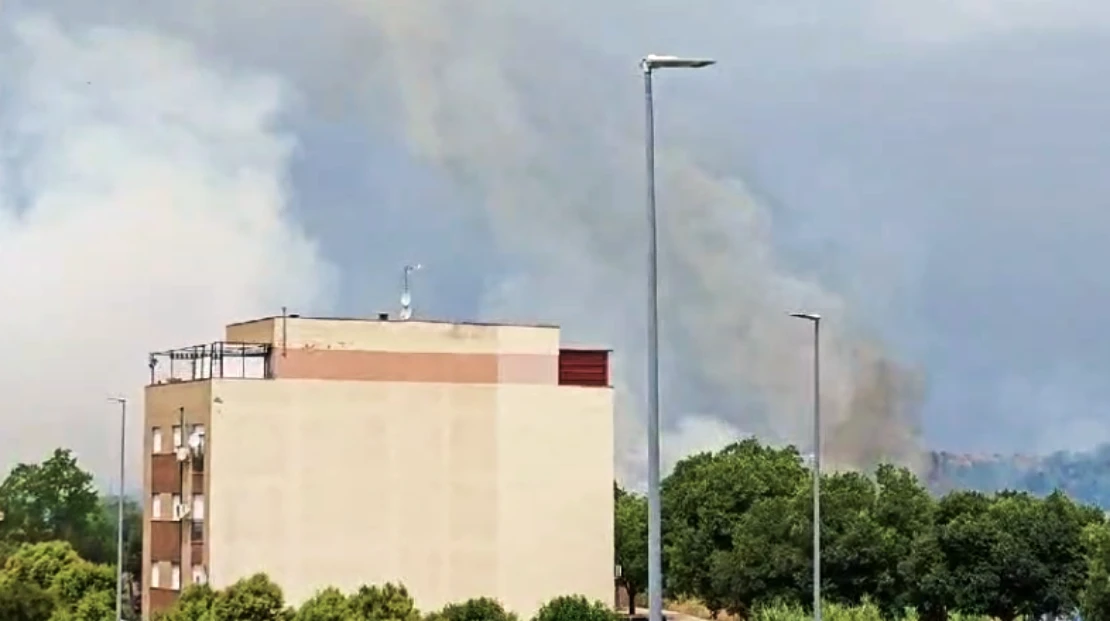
[{"xmin": 2, "ymin": 1, "xmax": 1110, "ymax": 481}]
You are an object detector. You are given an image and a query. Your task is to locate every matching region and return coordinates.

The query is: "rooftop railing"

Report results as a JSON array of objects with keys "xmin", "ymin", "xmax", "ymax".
[{"xmin": 148, "ymin": 341, "xmax": 272, "ymax": 385}]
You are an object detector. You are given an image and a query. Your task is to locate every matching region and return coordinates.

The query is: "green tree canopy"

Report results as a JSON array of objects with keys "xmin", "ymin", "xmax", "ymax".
[
  {"xmin": 51, "ymin": 559, "xmax": 115, "ymax": 609},
  {"xmin": 346, "ymin": 582, "xmax": 421, "ymax": 621},
  {"xmin": 662, "ymin": 439, "xmax": 808, "ymax": 614},
  {"xmin": 532, "ymin": 596, "xmax": 620, "ymax": 621},
  {"xmin": 294, "ymin": 587, "xmax": 350, "ymax": 621},
  {"xmin": 2, "ymin": 540, "xmax": 82, "ymax": 590},
  {"xmin": 1083, "ymin": 520, "xmax": 1110, "ymax": 621},
  {"xmin": 426, "ymin": 596, "xmax": 518, "ymax": 621},
  {"xmin": 157, "ymin": 583, "xmax": 217, "ymax": 621},
  {"xmin": 0, "ymin": 574, "xmax": 54, "ymax": 621},
  {"xmin": 0, "ymin": 450, "xmax": 102, "ymax": 556},
  {"xmin": 208, "ymin": 573, "xmax": 288, "ymax": 621},
  {"xmin": 614, "ymin": 484, "xmax": 647, "ymax": 615}
]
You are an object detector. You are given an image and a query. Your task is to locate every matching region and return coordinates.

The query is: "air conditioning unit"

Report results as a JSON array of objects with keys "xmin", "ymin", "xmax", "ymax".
[{"xmin": 172, "ymin": 501, "xmax": 191, "ymax": 521}]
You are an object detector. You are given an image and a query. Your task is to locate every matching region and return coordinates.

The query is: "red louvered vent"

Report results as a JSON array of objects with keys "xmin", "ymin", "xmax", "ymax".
[{"xmin": 558, "ymin": 349, "xmax": 610, "ymax": 387}]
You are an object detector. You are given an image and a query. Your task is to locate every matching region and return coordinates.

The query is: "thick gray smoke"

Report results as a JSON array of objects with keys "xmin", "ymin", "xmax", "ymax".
[{"xmin": 0, "ymin": 1, "xmax": 951, "ymax": 484}]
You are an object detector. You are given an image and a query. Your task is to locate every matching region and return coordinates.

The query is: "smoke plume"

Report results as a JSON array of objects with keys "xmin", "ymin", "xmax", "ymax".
[
  {"xmin": 0, "ymin": 15, "xmax": 330, "ymax": 478},
  {"xmin": 1, "ymin": 2, "xmax": 927, "ymax": 484}
]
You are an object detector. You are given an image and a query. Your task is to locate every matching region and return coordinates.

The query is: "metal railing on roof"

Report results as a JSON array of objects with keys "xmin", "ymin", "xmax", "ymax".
[{"xmin": 148, "ymin": 341, "xmax": 272, "ymax": 385}]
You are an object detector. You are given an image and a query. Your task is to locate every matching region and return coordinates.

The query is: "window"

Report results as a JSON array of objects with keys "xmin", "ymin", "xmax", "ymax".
[
  {"xmin": 172, "ymin": 494, "xmax": 183, "ymax": 520},
  {"xmin": 151, "ymin": 495, "xmax": 162, "ymax": 520},
  {"xmin": 152, "ymin": 428, "xmax": 163, "ymax": 454},
  {"xmin": 192, "ymin": 494, "xmax": 205, "ymax": 521},
  {"xmin": 172, "ymin": 425, "xmax": 183, "ymax": 448},
  {"xmin": 150, "ymin": 564, "xmax": 160, "ymax": 589},
  {"xmin": 190, "ymin": 519, "xmax": 204, "ymax": 542},
  {"xmin": 192, "ymin": 565, "xmax": 207, "ymax": 586},
  {"xmin": 170, "ymin": 564, "xmax": 181, "ymax": 590},
  {"xmin": 190, "ymin": 424, "xmax": 206, "ymax": 472}
]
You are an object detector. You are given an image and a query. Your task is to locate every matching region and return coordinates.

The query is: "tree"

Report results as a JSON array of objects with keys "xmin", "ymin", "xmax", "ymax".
[
  {"xmin": 921, "ymin": 491, "xmax": 1003, "ymax": 621},
  {"xmin": 0, "ymin": 449, "xmax": 102, "ymax": 554},
  {"xmin": 901, "ymin": 489, "xmax": 1091, "ymax": 621},
  {"xmin": 82, "ymin": 496, "xmax": 143, "ymax": 576},
  {"xmin": 426, "ymin": 597, "xmax": 518, "ymax": 621},
  {"xmin": 0, "ymin": 541, "xmax": 117, "ymax": 621},
  {"xmin": 59, "ymin": 589, "xmax": 116, "ymax": 621},
  {"xmin": 295, "ymin": 587, "xmax": 350, "ymax": 621},
  {"xmin": 0, "ymin": 575, "xmax": 54, "ymax": 621},
  {"xmin": 2, "ymin": 540, "xmax": 82, "ymax": 590},
  {"xmin": 51, "ymin": 559, "xmax": 116, "ymax": 609},
  {"xmin": 1021, "ymin": 491, "xmax": 1094, "ymax": 618},
  {"xmin": 532, "ymin": 596, "xmax": 620, "ymax": 621},
  {"xmin": 872, "ymin": 464, "xmax": 936, "ymax": 618},
  {"xmin": 158, "ymin": 583, "xmax": 217, "ymax": 621},
  {"xmin": 662, "ymin": 440, "xmax": 807, "ymax": 614},
  {"xmin": 710, "ymin": 492, "xmax": 808, "ymax": 616},
  {"xmin": 814, "ymin": 471, "xmax": 888, "ymax": 607},
  {"xmin": 900, "ymin": 530, "xmax": 954, "ymax": 621},
  {"xmin": 1082, "ymin": 520, "xmax": 1110, "ymax": 621},
  {"xmin": 346, "ymin": 582, "xmax": 421, "ymax": 621},
  {"xmin": 613, "ymin": 485, "xmax": 647, "ymax": 615},
  {"xmin": 208, "ymin": 573, "xmax": 288, "ymax": 621}
]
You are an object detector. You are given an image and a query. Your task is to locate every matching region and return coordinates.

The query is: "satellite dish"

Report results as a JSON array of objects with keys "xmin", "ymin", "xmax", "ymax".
[{"xmin": 188, "ymin": 431, "xmax": 204, "ymax": 450}]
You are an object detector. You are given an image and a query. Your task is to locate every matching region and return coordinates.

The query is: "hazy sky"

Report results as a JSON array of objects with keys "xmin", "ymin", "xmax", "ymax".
[{"xmin": 2, "ymin": 1, "xmax": 1110, "ymax": 483}]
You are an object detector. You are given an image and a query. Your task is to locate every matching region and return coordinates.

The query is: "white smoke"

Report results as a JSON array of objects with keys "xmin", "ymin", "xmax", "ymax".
[
  {"xmin": 6, "ymin": 0, "xmax": 1044, "ymax": 484},
  {"xmin": 0, "ymin": 14, "xmax": 331, "ymax": 479}
]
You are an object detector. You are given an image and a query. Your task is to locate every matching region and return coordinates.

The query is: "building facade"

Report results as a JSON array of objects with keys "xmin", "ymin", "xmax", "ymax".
[{"xmin": 141, "ymin": 315, "xmax": 615, "ymax": 619}]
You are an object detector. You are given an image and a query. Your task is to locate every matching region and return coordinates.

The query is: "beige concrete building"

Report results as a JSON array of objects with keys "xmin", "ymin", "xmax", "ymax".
[{"xmin": 142, "ymin": 315, "xmax": 615, "ymax": 619}]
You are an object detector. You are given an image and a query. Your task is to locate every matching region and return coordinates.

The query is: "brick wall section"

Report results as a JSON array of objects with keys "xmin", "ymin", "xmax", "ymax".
[
  {"xmin": 271, "ymin": 349, "xmax": 558, "ymax": 384},
  {"xmin": 149, "ymin": 589, "xmax": 178, "ymax": 615},
  {"xmin": 149, "ymin": 522, "xmax": 182, "ymax": 563},
  {"xmin": 150, "ymin": 455, "xmax": 181, "ymax": 494}
]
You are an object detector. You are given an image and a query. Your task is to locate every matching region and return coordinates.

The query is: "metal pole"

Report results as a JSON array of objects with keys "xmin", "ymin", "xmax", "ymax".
[
  {"xmin": 110, "ymin": 397, "xmax": 127, "ymax": 621},
  {"xmin": 642, "ymin": 61, "xmax": 664, "ymax": 621},
  {"xmin": 812, "ymin": 319, "xmax": 822, "ymax": 621}
]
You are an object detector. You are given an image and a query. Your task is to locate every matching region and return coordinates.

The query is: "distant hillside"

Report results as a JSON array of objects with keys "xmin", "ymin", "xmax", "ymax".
[{"xmin": 927, "ymin": 445, "xmax": 1110, "ymax": 508}]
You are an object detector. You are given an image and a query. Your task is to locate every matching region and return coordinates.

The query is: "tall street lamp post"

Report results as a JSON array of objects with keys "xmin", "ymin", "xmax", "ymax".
[
  {"xmin": 108, "ymin": 397, "xmax": 127, "ymax": 621},
  {"xmin": 641, "ymin": 53, "xmax": 716, "ymax": 621},
  {"xmin": 789, "ymin": 312, "xmax": 822, "ymax": 621}
]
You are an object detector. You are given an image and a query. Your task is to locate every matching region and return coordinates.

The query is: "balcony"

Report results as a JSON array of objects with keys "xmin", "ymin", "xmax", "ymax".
[{"xmin": 149, "ymin": 342, "xmax": 272, "ymax": 385}]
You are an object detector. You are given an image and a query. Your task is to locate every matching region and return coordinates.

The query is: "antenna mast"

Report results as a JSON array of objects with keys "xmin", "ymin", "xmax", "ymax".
[{"xmin": 399, "ymin": 263, "xmax": 422, "ymax": 321}]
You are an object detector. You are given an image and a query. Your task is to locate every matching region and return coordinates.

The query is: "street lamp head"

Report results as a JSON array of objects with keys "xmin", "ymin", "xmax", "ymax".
[
  {"xmin": 789, "ymin": 312, "xmax": 821, "ymax": 322},
  {"xmin": 641, "ymin": 54, "xmax": 717, "ymax": 71},
  {"xmin": 107, "ymin": 396, "xmax": 126, "ymax": 404}
]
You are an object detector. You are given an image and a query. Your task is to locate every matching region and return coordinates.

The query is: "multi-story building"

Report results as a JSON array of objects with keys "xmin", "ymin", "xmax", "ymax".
[{"xmin": 141, "ymin": 314, "xmax": 614, "ymax": 619}]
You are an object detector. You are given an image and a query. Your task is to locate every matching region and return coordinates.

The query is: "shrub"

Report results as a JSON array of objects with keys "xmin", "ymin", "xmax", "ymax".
[
  {"xmin": 427, "ymin": 597, "xmax": 518, "ymax": 621},
  {"xmin": 296, "ymin": 587, "xmax": 350, "ymax": 621},
  {"xmin": 347, "ymin": 582, "xmax": 421, "ymax": 621},
  {"xmin": 209, "ymin": 573, "xmax": 287, "ymax": 621},
  {"xmin": 0, "ymin": 575, "xmax": 54, "ymax": 621},
  {"xmin": 532, "ymin": 596, "xmax": 620, "ymax": 621}
]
